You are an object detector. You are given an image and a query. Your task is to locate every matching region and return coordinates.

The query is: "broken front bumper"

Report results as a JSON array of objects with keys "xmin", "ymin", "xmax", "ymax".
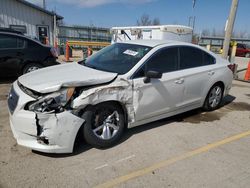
[{"xmin": 8, "ymin": 81, "xmax": 84, "ymax": 153}]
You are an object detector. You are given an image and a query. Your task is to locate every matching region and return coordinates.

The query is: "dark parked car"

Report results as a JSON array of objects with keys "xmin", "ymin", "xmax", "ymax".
[{"xmin": 0, "ymin": 29, "xmax": 59, "ymax": 78}]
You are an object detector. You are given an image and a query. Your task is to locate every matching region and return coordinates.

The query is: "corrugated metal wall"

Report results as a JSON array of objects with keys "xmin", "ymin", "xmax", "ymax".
[
  {"xmin": 0, "ymin": 0, "xmax": 54, "ymax": 44},
  {"xmin": 58, "ymin": 25, "xmax": 111, "ymax": 45}
]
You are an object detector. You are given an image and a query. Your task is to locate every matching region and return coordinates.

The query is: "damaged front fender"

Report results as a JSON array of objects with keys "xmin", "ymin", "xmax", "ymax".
[
  {"xmin": 71, "ymin": 78, "xmax": 136, "ymax": 124},
  {"xmin": 34, "ymin": 111, "xmax": 84, "ymax": 153}
]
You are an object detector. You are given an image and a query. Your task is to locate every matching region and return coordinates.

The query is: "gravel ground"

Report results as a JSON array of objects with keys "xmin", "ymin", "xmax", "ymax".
[{"xmin": 0, "ymin": 80, "xmax": 249, "ymax": 188}]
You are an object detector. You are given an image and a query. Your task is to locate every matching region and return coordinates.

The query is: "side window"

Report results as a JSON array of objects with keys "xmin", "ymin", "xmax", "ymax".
[
  {"xmin": 0, "ymin": 35, "xmax": 25, "ymax": 49},
  {"xmin": 237, "ymin": 43, "xmax": 244, "ymax": 48},
  {"xmin": 0, "ymin": 35, "xmax": 16, "ymax": 49},
  {"xmin": 147, "ymin": 48, "xmax": 178, "ymax": 72},
  {"xmin": 179, "ymin": 47, "xmax": 203, "ymax": 69},
  {"xmin": 203, "ymin": 52, "xmax": 216, "ymax": 65},
  {"xmin": 133, "ymin": 47, "xmax": 178, "ymax": 78}
]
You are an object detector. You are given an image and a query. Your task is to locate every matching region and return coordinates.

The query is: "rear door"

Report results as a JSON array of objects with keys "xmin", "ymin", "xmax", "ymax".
[
  {"xmin": 178, "ymin": 46, "xmax": 216, "ymax": 107},
  {"xmin": 0, "ymin": 34, "xmax": 26, "ymax": 77},
  {"xmin": 132, "ymin": 47, "xmax": 185, "ymax": 121}
]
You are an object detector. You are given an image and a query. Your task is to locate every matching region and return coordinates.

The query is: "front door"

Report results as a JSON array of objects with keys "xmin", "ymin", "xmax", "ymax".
[{"xmin": 132, "ymin": 47, "xmax": 184, "ymax": 122}]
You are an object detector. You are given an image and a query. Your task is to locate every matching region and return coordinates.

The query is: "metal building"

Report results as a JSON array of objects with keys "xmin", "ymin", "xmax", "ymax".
[
  {"xmin": 58, "ymin": 25, "xmax": 111, "ymax": 46},
  {"xmin": 0, "ymin": 0, "xmax": 63, "ymax": 45},
  {"xmin": 199, "ymin": 36, "xmax": 250, "ymax": 53}
]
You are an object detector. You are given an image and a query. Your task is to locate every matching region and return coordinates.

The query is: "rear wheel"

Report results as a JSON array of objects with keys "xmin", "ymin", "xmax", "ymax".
[
  {"xmin": 22, "ymin": 63, "xmax": 43, "ymax": 74},
  {"xmin": 82, "ymin": 103, "xmax": 125, "ymax": 148},
  {"xmin": 203, "ymin": 84, "xmax": 224, "ymax": 111},
  {"xmin": 245, "ymin": 53, "xmax": 250, "ymax": 58}
]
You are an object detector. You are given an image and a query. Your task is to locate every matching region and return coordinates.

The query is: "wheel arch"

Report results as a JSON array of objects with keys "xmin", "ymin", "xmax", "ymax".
[
  {"xmin": 73, "ymin": 100, "xmax": 129, "ymax": 150},
  {"xmin": 79, "ymin": 100, "xmax": 128, "ymax": 126},
  {"xmin": 211, "ymin": 81, "xmax": 225, "ymax": 93},
  {"xmin": 202, "ymin": 81, "xmax": 225, "ymax": 105}
]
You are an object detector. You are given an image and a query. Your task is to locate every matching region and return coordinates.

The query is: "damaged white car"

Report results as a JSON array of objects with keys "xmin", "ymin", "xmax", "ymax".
[{"xmin": 8, "ymin": 40, "xmax": 234, "ymax": 153}]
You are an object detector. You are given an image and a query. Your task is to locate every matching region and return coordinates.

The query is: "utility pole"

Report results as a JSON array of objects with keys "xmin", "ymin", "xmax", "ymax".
[
  {"xmin": 42, "ymin": 0, "xmax": 46, "ymax": 9},
  {"xmin": 222, "ymin": 0, "xmax": 239, "ymax": 59}
]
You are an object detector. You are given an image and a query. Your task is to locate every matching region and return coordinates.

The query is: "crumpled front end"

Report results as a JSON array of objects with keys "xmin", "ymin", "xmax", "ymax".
[
  {"xmin": 8, "ymin": 81, "xmax": 84, "ymax": 153},
  {"xmin": 8, "ymin": 76, "xmax": 137, "ymax": 153}
]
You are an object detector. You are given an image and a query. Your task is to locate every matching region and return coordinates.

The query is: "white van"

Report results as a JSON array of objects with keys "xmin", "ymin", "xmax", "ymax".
[{"xmin": 111, "ymin": 25, "xmax": 193, "ymax": 43}]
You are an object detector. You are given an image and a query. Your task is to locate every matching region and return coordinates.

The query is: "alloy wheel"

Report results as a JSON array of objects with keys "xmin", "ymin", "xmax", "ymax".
[
  {"xmin": 26, "ymin": 66, "xmax": 40, "ymax": 73},
  {"xmin": 92, "ymin": 111, "xmax": 120, "ymax": 140},
  {"xmin": 208, "ymin": 86, "xmax": 222, "ymax": 108}
]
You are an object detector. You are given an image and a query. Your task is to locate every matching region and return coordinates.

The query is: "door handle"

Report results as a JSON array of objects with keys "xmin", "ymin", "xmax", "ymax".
[
  {"xmin": 175, "ymin": 78, "xmax": 184, "ymax": 84},
  {"xmin": 208, "ymin": 71, "xmax": 215, "ymax": 75}
]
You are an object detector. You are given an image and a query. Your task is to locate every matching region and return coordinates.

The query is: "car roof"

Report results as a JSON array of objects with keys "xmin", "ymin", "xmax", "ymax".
[
  {"xmin": 119, "ymin": 39, "xmax": 195, "ymax": 48},
  {"xmin": 118, "ymin": 39, "xmax": 217, "ymax": 58}
]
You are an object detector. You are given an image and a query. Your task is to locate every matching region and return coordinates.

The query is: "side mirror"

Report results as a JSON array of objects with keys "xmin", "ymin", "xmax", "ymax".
[{"xmin": 143, "ymin": 70, "xmax": 162, "ymax": 83}]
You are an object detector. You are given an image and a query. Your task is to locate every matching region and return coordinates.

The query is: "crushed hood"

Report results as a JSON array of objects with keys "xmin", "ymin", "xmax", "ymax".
[{"xmin": 18, "ymin": 63, "xmax": 117, "ymax": 93}]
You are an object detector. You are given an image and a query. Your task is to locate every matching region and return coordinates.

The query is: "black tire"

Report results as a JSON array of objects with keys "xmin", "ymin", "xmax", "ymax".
[
  {"xmin": 22, "ymin": 63, "xmax": 43, "ymax": 74},
  {"xmin": 203, "ymin": 84, "xmax": 224, "ymax": 111},
  {"xmin": 82, "ymin": 102, "xmax": 125, "ymax": 148}
]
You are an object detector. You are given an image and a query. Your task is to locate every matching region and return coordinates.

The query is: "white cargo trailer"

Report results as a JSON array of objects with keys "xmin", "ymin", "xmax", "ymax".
[{"xmin": 111, "ymin": 25, "xmax": 193, "ymax": 43}]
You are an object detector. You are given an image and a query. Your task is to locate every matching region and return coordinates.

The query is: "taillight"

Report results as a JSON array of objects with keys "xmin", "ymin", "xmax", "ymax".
[
  {"xmin": 227, "ymin": 63, "xmax": 236, "ymax": 73},
  {"xmin": 50, "ymin": 47, "xmax": 58, "ymax": 58}
]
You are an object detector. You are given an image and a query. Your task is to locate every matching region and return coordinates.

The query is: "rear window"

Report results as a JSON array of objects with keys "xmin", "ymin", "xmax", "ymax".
[
  {"xmin": 237, "ymin": 43, "xmax": 245, "ymax": 48},
  {"xmin": 203, "ymin": 52, "xmax": 216, "ymax": 65},
  {"xmin": 179, "ymin": 47, "xmax": 203, "ymax": 69},
  {"xmin": 179, "ymin": 47, "xmax": 216, "ymax": 69}
]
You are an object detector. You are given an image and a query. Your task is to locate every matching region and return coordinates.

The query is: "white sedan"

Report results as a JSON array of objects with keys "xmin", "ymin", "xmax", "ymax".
[{"xmin": 8, "ymin": 40, "xmax": 234, "ymax": 153}]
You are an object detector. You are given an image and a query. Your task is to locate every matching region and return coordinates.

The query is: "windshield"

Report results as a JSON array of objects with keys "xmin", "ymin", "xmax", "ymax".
[{"xmin": 84, "ymin": 43, "xmax": 152, "ymax": 74}]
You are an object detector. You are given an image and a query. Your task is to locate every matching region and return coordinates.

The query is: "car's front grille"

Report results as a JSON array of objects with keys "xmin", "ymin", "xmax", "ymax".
[{"xmin": 8, "ymin": 86, "xmax": 19, "ymax": 114}]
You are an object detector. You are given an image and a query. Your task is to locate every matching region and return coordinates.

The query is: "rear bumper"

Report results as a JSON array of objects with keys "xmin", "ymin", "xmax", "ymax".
[
  {"xmin": 8, "ymin": 81, "xmax": 84, "ymax": 153},
  {"xmin": 224, "ymin": 83, "xmax": 232, "ymax": 96}
]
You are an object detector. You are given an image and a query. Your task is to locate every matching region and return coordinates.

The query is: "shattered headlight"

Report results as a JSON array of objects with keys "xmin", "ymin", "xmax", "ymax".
[{"xmin": 28, "ymin": 88, "xmax": 75, "ymax": 113}]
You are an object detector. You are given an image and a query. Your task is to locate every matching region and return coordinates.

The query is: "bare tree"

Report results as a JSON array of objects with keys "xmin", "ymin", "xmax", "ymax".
[
  {"xmin": 137, "ymin": 14, "xmax": 160, "ymax": 26},
  {"xmin": 212, "ymin": 28, "xmax": 216, "ymax": 37},
  {"xmin": 210, "ymin": 28, "xmax": 225, "ymax": 37},
  {"xmin": 201, "ymin": 29, "xmax": 210, "ymax": 36},
  {"xmin": 137, "ymin": 14, "xmax": 151, "ymax": 26},
  {"xmin": 152, "ymin": 18, "xmax": 160, "ymax": 25},
  {"xmin": 233, "ymin": 30, "xmax": 248, "ymax": 38},
  {"xmin": 217, "ymin": 28, "xmax": 225, "ymax": 37}
]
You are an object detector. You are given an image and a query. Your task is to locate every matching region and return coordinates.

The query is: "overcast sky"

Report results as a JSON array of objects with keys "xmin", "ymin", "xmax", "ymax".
[{"xmin": 27, "ymin": 0, "xmax": 250, "ymax": 35}]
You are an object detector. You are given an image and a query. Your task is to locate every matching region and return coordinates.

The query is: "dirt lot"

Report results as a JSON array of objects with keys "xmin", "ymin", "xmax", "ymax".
[{"xmin": 0, "ymin": 80, "xmax": 250, "ymax": 188}]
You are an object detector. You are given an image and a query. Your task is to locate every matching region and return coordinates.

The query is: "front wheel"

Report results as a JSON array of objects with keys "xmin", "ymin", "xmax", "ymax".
[
  {"xmin": 82, "ymin": 103, "xmax": 125, "ymax": 148},
  {"xmin": 203, "ymin": 84, "xmax": 224, "ymax": 111},
  {"xmin": 245, "ymin": 53, "xmax": 250, "ymax": 58},
  {"xmin": 23, "ymin": 63, "xmax": 43, "ymax": 74}
]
